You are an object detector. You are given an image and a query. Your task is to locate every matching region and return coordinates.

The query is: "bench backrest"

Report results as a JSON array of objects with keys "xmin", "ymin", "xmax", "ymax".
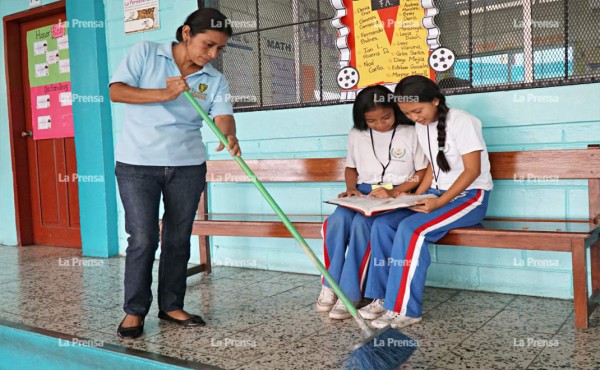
[{"xmin": 204, "ymin": 147, "xmax": 600, "ymax": 221}]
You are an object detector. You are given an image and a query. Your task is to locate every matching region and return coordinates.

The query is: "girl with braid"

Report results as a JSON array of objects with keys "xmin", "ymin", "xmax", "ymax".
[{"xmin": 358, "ymin": 75, "xmax": 493, "ymax": 328}]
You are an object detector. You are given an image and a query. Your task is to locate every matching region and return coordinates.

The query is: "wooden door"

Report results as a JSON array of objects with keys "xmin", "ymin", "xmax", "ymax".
[{"xmin": 18, "ymin": 12, "xmax": 81, "ymax": 247}]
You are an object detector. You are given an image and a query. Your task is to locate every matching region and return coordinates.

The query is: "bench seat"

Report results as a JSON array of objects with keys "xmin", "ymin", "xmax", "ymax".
[{"xmin": 184, "ymin": 147, "xmax": 600, "ymax": 328}]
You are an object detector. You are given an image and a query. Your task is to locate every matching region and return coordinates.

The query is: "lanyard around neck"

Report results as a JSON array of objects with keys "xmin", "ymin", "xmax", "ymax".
[
  {"xmin": 427, "ymin": 125, "xmax": 441, "ymax": 190},
  {"xmin": 369, "ymin": 127, "xmax": 396, "ymax": 185}
]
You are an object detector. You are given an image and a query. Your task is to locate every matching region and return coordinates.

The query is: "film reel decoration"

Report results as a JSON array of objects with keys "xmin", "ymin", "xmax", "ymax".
[
  {"xmin": 429, "ymin": 47, "xmax": 456, "ymax": 72},
  {"xmin": 337, "ymin": 66, "xmax": 360, "ymax": 90}
]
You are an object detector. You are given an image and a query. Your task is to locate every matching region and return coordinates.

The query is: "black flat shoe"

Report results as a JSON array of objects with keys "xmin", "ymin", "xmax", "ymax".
[
  {"xmin": 117, "ymin": 316, "xmax": 144, "ymax": 339},
  {"xmin": 158, "ymin": 310, "xmax": 206, "ymax": 327}
]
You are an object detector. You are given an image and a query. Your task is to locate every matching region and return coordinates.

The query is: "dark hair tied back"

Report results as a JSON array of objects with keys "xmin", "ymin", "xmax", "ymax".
[
  {"xmin": 176, "ymin": 8, "xmax": 233, "ymax": 42},
  {"xmin": 394, "ymin": 75, "xmax": 451, "ymax": 172},
  {"xmin": 352, "ymin": 85, "xmax": 412, "ymax": 131}
]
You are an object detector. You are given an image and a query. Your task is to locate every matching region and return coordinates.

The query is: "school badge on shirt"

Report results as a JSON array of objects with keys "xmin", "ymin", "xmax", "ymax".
[
  {"xmin": 190, "ymin": 83, "xmax": 208, "ymax": 100},
  {"xmin": 390, "ymin": 147, "xmax": 405, "ymax": 160}
]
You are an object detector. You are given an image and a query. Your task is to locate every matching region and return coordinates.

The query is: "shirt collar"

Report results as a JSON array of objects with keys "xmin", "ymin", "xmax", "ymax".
[{"xmin": 158, "ymin": 42, "xmax": 219, "ymax": 77}]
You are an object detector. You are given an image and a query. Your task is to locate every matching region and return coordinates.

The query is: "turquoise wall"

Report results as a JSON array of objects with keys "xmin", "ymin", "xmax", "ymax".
[{"xmin": 0, "ymin": 0, "xmax": 61, "ymax": 246}]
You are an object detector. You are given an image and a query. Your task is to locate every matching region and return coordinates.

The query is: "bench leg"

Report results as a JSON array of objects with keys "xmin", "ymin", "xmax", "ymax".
[
  {"xmin": 199, "ymin": 234, "xmax": 211, "ymax": 275},
  {"xmin": 572, "ymin": 240, "xmax": 590, "ymax": 329},
  {"xmin": 186, "ymin": 235, "xmax": 211, "ymax": 277},
  {"xmin": 591, "ymin": 239, "xmax": 600, "ymax": 299}
]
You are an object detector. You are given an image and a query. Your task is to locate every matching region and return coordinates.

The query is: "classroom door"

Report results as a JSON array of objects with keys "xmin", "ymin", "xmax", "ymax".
[{"xmin": 18, "ymin": 12, "xmax": 81, "ymax": 247}]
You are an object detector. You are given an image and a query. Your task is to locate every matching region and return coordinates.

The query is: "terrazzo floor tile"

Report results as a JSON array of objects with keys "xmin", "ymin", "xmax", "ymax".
[
  {"xmin": 261, "ymin": 272, "xmax": 317, "ymax": 286},
  {"xmin": 144, "ymin": 323, "xmax": 236, "ymax": 350},
  {"xmin": 241, "ymin": 339, "xmax": 343, "ymax": 370},
  {"xmin": 399, "ymin": 338, "xmax": 459, "ymax": 368},
  {"xmin": 233, "ymin": 280, "xmax": 304, "ymax": 297},
  {"xmin": 423, "ymin": 287, "xmax": 460, "ymax": 301},
  {"xmin": 424, "ymin": 302, "xmax": 502, "ymax": 327},
  {"xmin": 215, "ymin": 268, "xmax": 291, "ymax": 283},
  {"xmin": 481, "ymin": 307, "xmax": 569, "ymax": 335},
  {"xmin": 237, "ymin": 313, "xmax": 323, "ymax": 344},
  {"xmin": 195, "ymin": 331, "xmax": 287, "ymax": 363},
  {"xmin": 396, "ymin": 362, "xmax": 430, "ymax": 370},
  {"xmin": 401, "ymin": 319, "xmax": 479, "ymax": 344},
  {"xmin": 433, "ymin": 326, "xmax": 553, "ymax": 370},
  {"xmin": 278, "ymin": 316, "xmax": 361, "ymax": 358},
  {"xmin": 433, "ymin": 347, "xmax": 541, "ymax": 370},
  {"xmin": 233, "ymin": 362, "xmax": 278, "ymax": 370},
  {"xmin": 447, "ymin": 290, "xmax": 515, "ymax": 309},
  {"xmin": 527, "ymin": 330, "xmax": 600, "ymax": 369},
  {"xmin": 503, "ymin": 295, "xmax": 574, "ymax": 316}
]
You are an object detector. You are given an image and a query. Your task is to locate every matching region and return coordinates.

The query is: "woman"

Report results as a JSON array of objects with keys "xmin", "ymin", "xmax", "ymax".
[{"xmin": 109, "ymin": 8, "xmax": 241, "ymax": 339}]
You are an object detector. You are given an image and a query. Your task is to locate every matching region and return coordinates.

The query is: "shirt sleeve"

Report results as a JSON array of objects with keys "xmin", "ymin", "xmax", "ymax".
[
  {"xmin": 453, "ymin": 111, "xmax": 485, "ymax": 155},
  {"xmin": 209, "ymin": 75, "xmax": 234, "ymax": 118},
  {"xmin": 345, "ymin": 130, "xmax": 357, "ymax": 168},
  {"xmin": 109, "ymin": 41, "xmax": 148, "ymax": 88}
]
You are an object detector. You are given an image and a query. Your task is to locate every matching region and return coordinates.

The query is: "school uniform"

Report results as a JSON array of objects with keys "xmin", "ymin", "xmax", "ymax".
[
  {"xmin": 365, "ymin": 108, "xmax": 493, "ymax": 317},
  {"xmin": 323, "ymin": 125, "xmax": 427, "ymax": 302}
]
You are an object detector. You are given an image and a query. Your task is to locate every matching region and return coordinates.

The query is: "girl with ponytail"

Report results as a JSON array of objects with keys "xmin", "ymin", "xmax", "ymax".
[{"xmin": 358, "ymin": 75, "xmax": 493, "ymax": 329}]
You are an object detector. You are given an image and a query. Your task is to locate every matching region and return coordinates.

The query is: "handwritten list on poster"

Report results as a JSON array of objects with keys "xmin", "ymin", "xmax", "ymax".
[{"xmin": 333, "ymin": 0, "xmax": 432, "ymax": 92}]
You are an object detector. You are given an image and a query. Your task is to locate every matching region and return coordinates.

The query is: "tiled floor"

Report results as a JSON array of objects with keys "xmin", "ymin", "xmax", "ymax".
[{"xmin": 0, "ymin": 245, "xmax": 599, "ymax": 370}]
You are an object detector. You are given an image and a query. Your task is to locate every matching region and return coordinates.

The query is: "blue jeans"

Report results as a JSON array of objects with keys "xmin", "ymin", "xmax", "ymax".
[{"xmin": 115, "ymin": 162, "xmax": 206, "ymax": 316}]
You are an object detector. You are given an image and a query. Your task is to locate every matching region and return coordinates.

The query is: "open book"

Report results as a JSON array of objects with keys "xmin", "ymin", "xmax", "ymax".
[{"xmin": 325, "ymin": 194, "xmax": 438, "ymax": 217}]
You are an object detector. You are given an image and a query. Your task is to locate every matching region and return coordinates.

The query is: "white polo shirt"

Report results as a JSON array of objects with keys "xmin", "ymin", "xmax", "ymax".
[
  {"xmin": 346, "ymin": 125, "xmax": 428, "ymax": 185},
  {"xmin": 415, "ymin": 108, "xmax": 493, "ymax": 191}
]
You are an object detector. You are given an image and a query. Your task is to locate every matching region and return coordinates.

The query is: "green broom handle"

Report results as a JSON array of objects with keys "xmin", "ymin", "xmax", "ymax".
[{"xmin": 183, "ymin": 91, "xmax": 373, "ymax": 335}]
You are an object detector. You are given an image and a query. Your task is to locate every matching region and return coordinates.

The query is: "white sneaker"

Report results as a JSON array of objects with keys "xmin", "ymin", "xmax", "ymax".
[
  {"xmin": 329, "ymin": 299, "xmax": 353, "ymax": 320},
  {"xmin": 316, "ymin": 286, "xmax": 337, "ymax": 312},
  {"xmin": 358, "ymin": 299, "xmax": 386, "ymax": 320},
  {"xmin": 371, "ymin": 310, "xmax": 422, "ymax": 329}
]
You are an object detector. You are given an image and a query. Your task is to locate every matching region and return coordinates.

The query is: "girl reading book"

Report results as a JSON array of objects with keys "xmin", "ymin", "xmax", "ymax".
[
  {"xmin": 317, "ymin": 85, "xmax": 428, "ymax": 319},
  {"xmin": 358, "ymin": 75, "xmax": 493, "ymax": 328}
]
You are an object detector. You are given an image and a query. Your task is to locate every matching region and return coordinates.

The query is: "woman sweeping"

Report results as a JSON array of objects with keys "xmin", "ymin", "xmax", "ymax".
[{"xmin": 109, "ymin": 8, "xmax": 240, "ymax": 339}]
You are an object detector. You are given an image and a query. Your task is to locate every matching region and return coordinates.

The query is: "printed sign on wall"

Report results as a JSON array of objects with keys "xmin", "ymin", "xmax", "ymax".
[
  {"xmin": 26, "ymin": 22, "xmax": 74, "ymax": 140},
  {"xmin": 124, "ymin": 0, "xmax": 160, "ymax": 34}
]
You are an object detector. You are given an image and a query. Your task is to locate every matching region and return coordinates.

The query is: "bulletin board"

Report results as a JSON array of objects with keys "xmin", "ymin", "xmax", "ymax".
[
  {"xmin": 26, "ymin": 21, "xmax": 73, "ymax": 140},
  {"xmin": 332, "ymin": 0, "xmax": 452, "ymax": 100}
]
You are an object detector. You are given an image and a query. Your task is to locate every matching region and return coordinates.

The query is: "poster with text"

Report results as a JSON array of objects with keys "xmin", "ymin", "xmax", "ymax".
[
  {"xmin": 124, "ymin": 0, "xmax": 160, "ymax": 34},
  {"xmin": 26, "ymin": 22, "xmax": 73, "ymax": 140},
  {"xmin": 331, "ymin": 0, "xmax": 442, "ymax": 100}
]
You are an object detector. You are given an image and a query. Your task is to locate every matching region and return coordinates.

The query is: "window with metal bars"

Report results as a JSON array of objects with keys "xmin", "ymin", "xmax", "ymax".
[
  {"xmin": 436, "ymin": 0, "xmax": 600, "ymax": 93},
  {"xmin": 203, "ymin": 0, "xmax": 600, "ymax": 111},
  {"xmin": 201, "ymin": 0, "xmax": 340, "ymax": 112}
]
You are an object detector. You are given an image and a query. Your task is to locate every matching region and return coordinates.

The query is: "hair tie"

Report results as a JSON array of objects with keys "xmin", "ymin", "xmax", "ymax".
[{"xmin": 438, "ymin": 147, "xmax": 445, "ymax": 152}]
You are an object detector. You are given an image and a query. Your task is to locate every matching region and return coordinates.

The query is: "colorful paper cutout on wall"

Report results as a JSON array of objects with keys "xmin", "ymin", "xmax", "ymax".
[
  {"xmin": 331, "ymin": 0, "xmax": 454, "ymax": 101},
  {"xmin": 27, "ymin": 23, "xmax": 73, "ymax": 140}
]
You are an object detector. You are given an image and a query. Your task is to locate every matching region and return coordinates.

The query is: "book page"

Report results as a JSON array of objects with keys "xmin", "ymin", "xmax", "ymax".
[{"xmin": 325, "ymin": 194, "xmax": 437, "ymax": 216}]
